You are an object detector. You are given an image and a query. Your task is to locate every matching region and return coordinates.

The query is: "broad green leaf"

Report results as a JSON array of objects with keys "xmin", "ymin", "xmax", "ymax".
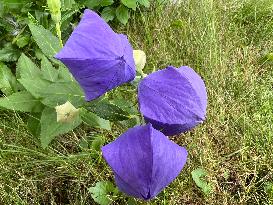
[
  {"xmin": 41, "ymin": 81, "xmax": 85, "ymax": 107},
  {"xmin": 88, "ymin": 181, "xmax": 119, "ymax": 205},
  {"xmin": 191, "ymin": 168, "xmax": 213, "ymax": 195},
  {"xmin": 100, "ymin": 0, "xmax": 114, "ymax": 6},
  {"xmin": 41, "ymin": 56, "xmax": 58, "ymax": 82},
  {"xmin": 116, "ymin": 5, "xmax": 129, "ymax": 25},
  {"xmin": 27, "ymin": 112, "xmax": 42, "ymax": 137},
  {"xmin": 57, "ymin": 65, "xmax": 74, "ymax": 82},
  {"xmin": 101, "ymin": 7, "xmax": 115, "ymax": 22},
  {"xmin": 28, "ymin": 23, "xmax": 61, "ymax": 57},
  {"xmin": 16, "ymin": 53, "xmax": 41, "ymax": 79},
  {"xmin": 121, "ymin": 0, "xmax": 137, "ymax": 10},
  {"xmin": 18, "ymin": 78, "xmax": 51, "ymax": 98},
  {"xmin": 0, "ymin": 43, "xmax": 20, "ymax": 62},
  {"xmin": 83, "ymin": 0, "xmax": 100, "ymax": 8},
  {"xmin": 0, "ymin": 91, "xmax": 42, "ymax": 112},
  {"xmin": 86, "ymin": 99, "xmax": 131, "ymax": 121},
  {"xmin": 137, "ymin": 0, "xmax": 150, "ymax": 7},
  {"xmin": 40, "ymin": 107, "xmax": 82, "ymax": 148},
  {"xmin": 80, "ymin": 108, "xmax": 111, "ymax": 130},
  {"xmin": 0, "ymin": 63, "xmax": 17, "ymax": 95}
]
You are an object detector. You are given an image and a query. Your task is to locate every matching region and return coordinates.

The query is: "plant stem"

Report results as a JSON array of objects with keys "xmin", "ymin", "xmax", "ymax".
[{"xmin": 56, "ymin": 22, "xmax": 63, "ymax": 47}]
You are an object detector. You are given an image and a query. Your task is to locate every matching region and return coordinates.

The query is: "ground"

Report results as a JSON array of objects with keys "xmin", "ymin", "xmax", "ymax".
[{"xmin": 0, "ymin": 0, "xmax": 273, "ymax": 204}]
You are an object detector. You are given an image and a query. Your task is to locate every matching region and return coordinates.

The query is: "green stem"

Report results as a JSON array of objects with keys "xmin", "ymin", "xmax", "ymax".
[{"xmin": 56, "ymin": 22, "xmax": 63, "ymax": 47}]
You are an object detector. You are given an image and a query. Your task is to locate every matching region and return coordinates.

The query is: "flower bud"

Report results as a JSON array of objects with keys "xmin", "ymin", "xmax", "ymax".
[
  {"xmin": 55, "ymin": 101, "xmax": 79, "ymax": 123},
  {"xmin": 47, "ymin": 0, "xmax": 61, "ymax": 23}
]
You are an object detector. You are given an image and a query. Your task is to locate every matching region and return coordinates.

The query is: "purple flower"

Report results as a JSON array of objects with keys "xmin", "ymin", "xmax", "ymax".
[
  {"xmin": 55, "ymin": 9, "xmax": 136, "ymax": 101},
  {"xmin": 138, "ymin": 66, "xmax": 207, "ymax": 136},
  {"xmin": 102, "ymin": 124, "xmax": 187, "ymax": 200}
]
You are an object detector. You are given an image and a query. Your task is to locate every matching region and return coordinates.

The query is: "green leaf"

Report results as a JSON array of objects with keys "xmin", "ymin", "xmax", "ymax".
[
  {"xmin": 191, "ymin": 168, "xmax": 213, "ymax": 195},
  {"xmin": 57, "ymin": 65, "xmax": 73, "ymax": 81},
  {"xmin": 116, "ymin": 5, "xmax": 129, "ymax": 25},
  {"xmin": 101, "ymin": 7, "xmax": 115, "ymax": 22},
  {"xmin": 41, "ymin": 81, "xmax": 85, "ymax": 107},
  {"xmin": 16, "ymin": 35, "xmax": 30, "ymax": 48},
  {"xmin": 35, "ymin": 10, "xmax": 50, "ymax": 28},
  {"xmin": 91, "ymin": 135, "xmax": 105, "ymax": 152},
  {"xmin": 27, "ymin": 112, "xmax": 42, "ymax": 137},
  {"xmin": 57, "ymin": 65, "xmax": 74, "ymax": 82},
  {"xmin": 86, "ymin": 99, "xmax": 131, "ymax": 121},
  {"xmin": 79, "ymin": 135, "xmax": 105, "ymax": 153},
  {"xmin": 137, "ymin": 0, "xmax": 150, "ymax": 7},
  {"xmin": 18, "ymin": 78, "xmax": 51, "ymax": 98},
  {"xmin": 80, "ymin": 108, "xmax": 111, "ymax": 130},
  {"xmin": 40, "ymin": 107, "xmax": 82, "ymax": 148},
  {"xmin": 83, "ymin": 0, "xmax": 100, "ymax": 8},
  {"xmin": 121, "ymin": 0, "xmax": 137, "ymax": 10},
  {"xmin": 61, "ymin": 0, "xmax": 76, "ymax": 10},
  {"xmin": 0, "ymin": 63, "xmax": 17, "ymax": 95},
  {"xmin": 16, "ymin": 53, "xmax": 41, "ymax": 79},
  {"xmin": 41, "ymin": 56, "xmax": 58, "ymax": 82},
  {"xmin": 88, "ymin": 181, "xmax": 119, "ymax": 205},
  {"xmin": 28, "ymin": 23, "xmax": 61, "ymax": 57},
  {"xmin": 0, "ymin": 43, "xmax": 20, "ymax": 62},
  {"xmin": 0, "ymin": 91, "xmax": 42, "ymax": 112},
  {"xmin": 100, "ymin": 0, "xmax": 114, "ymax": 6}
]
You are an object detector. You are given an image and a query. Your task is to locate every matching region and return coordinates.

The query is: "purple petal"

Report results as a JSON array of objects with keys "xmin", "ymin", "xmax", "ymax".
[
  {"xmin": 55, "ymin": 9, "xmax": 135, "ymax": 101},
  {"xmin": 101, "ymin": 124, "xmax": 187, "ymax": 200},
  {"xmin": 138, "ymin": 66, "xmax": 207, "ymax": 136}
]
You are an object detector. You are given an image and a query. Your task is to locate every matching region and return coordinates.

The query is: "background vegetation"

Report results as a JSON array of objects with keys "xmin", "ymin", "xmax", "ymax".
[{"xmin": 0, "ymin": 0, "xmax": 273, "ymax": 204}]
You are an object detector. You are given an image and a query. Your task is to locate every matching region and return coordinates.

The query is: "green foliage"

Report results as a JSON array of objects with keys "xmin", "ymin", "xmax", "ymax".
[
  {"xmin": 0, "ymin": 63, "xmax": 17, "ymax": 95},
  {"xmin": 40, "ymin": 81, "xmax": 85, "ymax": 108},
  {"xmin": 87, "ymin": 99, "xmax": 132, "ymax": 121},
  {"xmin": 121, "ymin": 0, "xmax": 137, "ymax": 10},
  {"xmin": 191, "ymin": 168, "xmax": 213, "ymax": 195},
  {"xmin": 18, "ymin": 78, "xmax": 51, "ymax": 98},
  {"xmin": 40, "ymin": 107, "xmax": 82, "ymax": 148},
  {"xmin": 0, "ymin": 43, "xmax": 20, "ymax": 62},
  {"xmin": 41, "ymin": 56, "xmax": 58, "ymax": 82},
  {"xmin": 28, "ymin": 23, "xmax": 61, "ymax": 57},
  {"xmin": 82, "ymin": 0, "xmax": 150, "ymax": 24},
  {"xmin": 0, "ymin": 91, "xmax": 42, "ymax": 112},
  {"xmin": 80, "ymin": 108, "xmax": 111, "ymax": 131},
  {"xmin": 137, "ymin": 0, "xmax": 150, "ymax": 8},
  {"xmin": 16, "ymin": 53, "xmax": 41, "ymax": 78},
  {"xmin": 88, "ymin": 181, "xmax": 119, "ymax": 205},
  {"xmin": 116, "ymin": 5, "xmax": 130, "ymax": 25},
  {"xmin": 101, "ymin": 7, "xmax": 116, "ymax": 22},
  {"xmin": 0, "ymin": 27, "xmax": 127, "ymax": 148}
]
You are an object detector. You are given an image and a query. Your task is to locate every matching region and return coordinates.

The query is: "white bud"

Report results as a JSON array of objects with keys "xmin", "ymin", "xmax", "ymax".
[
  {"xmin": 133, "ymin": 50, "xmax": 146, "ymax": 73},
  {"xmin": 55, "ymin": 101, "xmax": 79, "ymax": 123}
]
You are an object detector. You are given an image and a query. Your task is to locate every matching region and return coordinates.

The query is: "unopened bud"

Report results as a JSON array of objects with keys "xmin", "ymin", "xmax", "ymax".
[{"xmin": 55, "ymin": 101, "xmax": 79, "ymax": 123}]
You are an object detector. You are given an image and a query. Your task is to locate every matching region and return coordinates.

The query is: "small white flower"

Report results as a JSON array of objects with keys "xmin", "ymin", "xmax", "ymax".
[{"xmin": 55, "ymin": 101, "xmax": 79, "ymax": 123}]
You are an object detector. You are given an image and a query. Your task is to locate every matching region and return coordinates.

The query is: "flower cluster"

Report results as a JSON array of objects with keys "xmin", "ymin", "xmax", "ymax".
[{"xmin": 56, "ymin": 9, "xmax": 207, "ymax": 201}]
